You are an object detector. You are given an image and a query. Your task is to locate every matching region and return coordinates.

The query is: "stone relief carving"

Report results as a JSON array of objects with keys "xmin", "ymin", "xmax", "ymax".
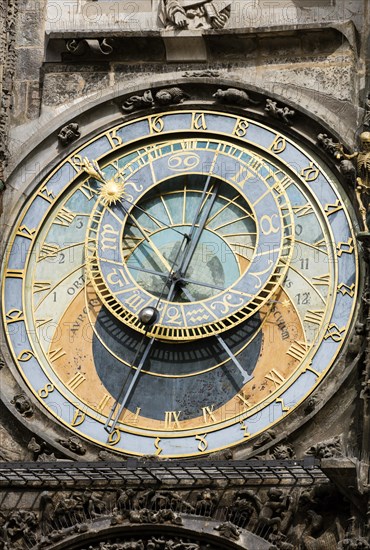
[
  {"xmin": 58, "ymin": 123, "xmax": 81, "ymax": 146},
  {"xmin": 337, "ymin": 132, "xmax": 370, "ymax": 231},
  {"xmin": 213, "ymin": 88, "xmax": 259, "ymax": 107},
  {"xmin": 214, "ymin": 521, "xmax": 241, "ymax": 540},
  {"xmin": 265, "ymin": 99, "xmax": 295, "ymax": 125},
  {"xmin": 11, "ymin": 393, "xmax": 34, "ymax": 417},
  {"xmin": 158, "ymin": 0, "xmax": 231, "ymax": 30},
  {"xmin": 121, "ymin": 87, "xmax": 189, "ymax": 112},
  {"xmin": 66, "ymin": 38, "xmax": 114, "ymax": 56},
  {"xmin": 182, "ymin": 70, "xmax": 220, "ymax": 77},
  {"xmin": 363, "ymin": 93, "xmax": 370, "ymax": 129},
  {"xmin": 0, "ymin": 482, "xmax": 364, "ymax": 549},
  {"xmin": 0, "ymin": 0, "xmax": 17, "ymax": 187},
  {"xmin": 317, "ymin": 133, "xmax": 342, "ymax": 158},
  {"xmin": 306, "ymin": 436, "xmax": 343, "ymax": 459}
]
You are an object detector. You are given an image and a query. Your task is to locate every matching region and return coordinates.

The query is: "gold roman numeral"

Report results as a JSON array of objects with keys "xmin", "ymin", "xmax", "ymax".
[
  {"xmin": 265, "ymin": 368, "xmax": 285, "ymax": 388},
  {"xmin": 293, "ymin": 203, "xmax": 313, "ymax": 217},
  {"xmin": 164, "ymin": 410, "xmax": 181, "ymax": 429},
  {"xmin": 48, "ymin": 347, "xmax": 66, "ymax": 362},
  {"xmin": 312, "ymin": 273, "xmax": 330, "ymax": 286},
  {"xmin": 34, "ymin": 281, "xmax": 52, "ymax": 293},
  {"xmin": 96, "ymin": 394, "xmax": 111, "ymax": 414},
  {"xmin": 202, "ymin": 405, "xmax": 216, "ymax": 423},
  {"xmin": 287, "ymin": 341, "xmax": 309, "ymax": 361},
  {"xmin": 54, "ymin": 207, "xmax": 75, "ymax": 227},
  {"xmin": 67, "ymin": 372, "xmax": 86, "ymax": 391},
  {"xmin": 38, "ymin": 243, "xmax": 60, "ymax": 261},
  {"xmin": 304, "ymin": 309, "xmax": 325, "ymax": 325}
]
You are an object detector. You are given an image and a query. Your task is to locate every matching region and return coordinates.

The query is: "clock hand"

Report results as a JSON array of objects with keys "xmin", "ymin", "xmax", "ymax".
[
  {"xmin": 127, "ymin": 265, "xmax": 225, "ymax": 291},
  {"xmin": 104, "ymin": 230, "xmax": 190, "ymax": 434},
  {"xmin": 177, "ymin": 177, "xmax": 220, "ymax": 278},
  {"xmin": 180, "ymin": 285, "xmax": 252, "ymax": 383},
  {"xmin": 119, "ymin": 202, "xmax": 174, "ymax": 273}
]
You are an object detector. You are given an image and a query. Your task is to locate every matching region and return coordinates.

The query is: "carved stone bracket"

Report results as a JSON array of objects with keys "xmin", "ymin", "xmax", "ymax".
[
  {"xmin": 65, "ymin": 38, "xmax": 114, "ymax": 56},
  {"xmin": 11, "ymin": 392, "xmax": 34, "ymax": 418}
]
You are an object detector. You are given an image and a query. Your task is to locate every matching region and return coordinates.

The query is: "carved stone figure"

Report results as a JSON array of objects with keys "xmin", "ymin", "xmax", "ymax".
[
  {"xmin": 265, "ymin": 99, "xmax": 295, "ymax": 124},
  {"xmin": 39, "ymin": 491, "xmax": 55, "ymax": 535},
  {"xmin": 154, "ymin": 87, "xmax": 189, "ymax": 105},
  {"xmin": 11, "ymin": 393, "xmax": 34, "ymax": 417},
  {"xmin": 195, "ymin": 487, "xmax": 218, "ymax": 515},
  {"xmin": 257, "ymin": 488, "xmax": 291, "ymax": 534},
  {"xmin": 122, "ymin": 90, "xmax": 154, "ymax": 112},
  {"xmin": 58, "ymin": 436, "xmax": 86, "ymax": 455},
  {"xmin": 317, "ymin": 133, "xmax": 342, "ymax": 158},
  {"xmin": 58, "ymin": 123, "xmax": 81, "ymax": 146},
  {"xmin": 228, "ymin": 489, "xmax": 261, "ymax": 527},
  {"xmin": 301, "ymin": 510, "xmax": 338, "ymax": 549},
  {"xmin": 337, "ymin": 537, "xmax": 370, "ymax": 549},
  {"xmin": 306, "ymin": 436, "xmax": 343, "ymax": 459},
  {"xmin": 213, "ymin": 87, "xmax": 259, "ymax": 107},
  {"xmin": 270, "ymin": 443, "xmax": 296, "ymax": 460},
  {"xmin": 338, "ymin": 132, "xmax": 370, "ymax": 231},
  {"xmin": 363, "ymin": 93, "xmax": 370, "ymax": 128},
  {"xmin": 159, "ymin": 0, "xmax": 231, "ymax": 30},
  {"xmin": 214, "ymin": 521, "xmax": 241, "ymax": 540}
]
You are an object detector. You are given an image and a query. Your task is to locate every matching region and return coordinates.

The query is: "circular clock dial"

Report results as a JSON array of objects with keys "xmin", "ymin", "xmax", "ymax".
[{"xmin": 2, "ymin": 109, "xmax": 358, "ymax": 457}]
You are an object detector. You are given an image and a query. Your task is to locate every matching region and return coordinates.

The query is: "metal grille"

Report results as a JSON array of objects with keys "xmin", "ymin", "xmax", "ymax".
[{"xmin": 0, "ymin": 458, "xmax": 327, "ymax": 488}]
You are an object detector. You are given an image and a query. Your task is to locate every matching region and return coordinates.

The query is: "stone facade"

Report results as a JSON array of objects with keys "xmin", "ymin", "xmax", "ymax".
[{"xmin": 0, "ymin": 1, "xmax": 369, "ymax": 548}]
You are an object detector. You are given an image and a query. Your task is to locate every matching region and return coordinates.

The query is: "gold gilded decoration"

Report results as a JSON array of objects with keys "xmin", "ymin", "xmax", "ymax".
[
  {"xmin": 80, "ymin": 157, "xmax": 106, "ymax": 182},
  {"xmin": 191, "ymin": 112, "xmax": 207, "ymax": 130},
  {"xmin": 287, "ymin": 341, "xmax": 309, "ymax": 362},
  {"xmin": 149, "ymin": 115, "xmax": 164, "ymax": 134},
  {"xmin": 164, "ymin": 411, "xmax": 182, "ymax": 429},
  {"xmin": 99, "ymin": 179, "xmax": 126, "ymax": 206}
]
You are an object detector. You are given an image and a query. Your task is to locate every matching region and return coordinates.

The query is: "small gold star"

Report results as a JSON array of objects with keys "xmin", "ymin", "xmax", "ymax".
[{"xmin": 99, "ymin": 180, "xmax": 126, "ymax": 206}]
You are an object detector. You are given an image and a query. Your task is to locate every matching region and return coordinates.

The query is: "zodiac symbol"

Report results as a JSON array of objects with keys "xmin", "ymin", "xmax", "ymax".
[{"xmin": 211, "ymin": 294, "xmax": 244, "ymax": 315}]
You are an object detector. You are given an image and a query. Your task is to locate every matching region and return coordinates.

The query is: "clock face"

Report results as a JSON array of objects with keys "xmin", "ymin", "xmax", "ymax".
[{"xmin": 2, "ymin": 109, "xmax": 358, "ymax": 457}]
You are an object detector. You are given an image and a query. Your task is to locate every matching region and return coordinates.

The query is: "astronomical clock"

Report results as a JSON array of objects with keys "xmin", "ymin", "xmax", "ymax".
[{"xmin": 2, "ymin": 106, "xmax": 359, "ymax": 458}]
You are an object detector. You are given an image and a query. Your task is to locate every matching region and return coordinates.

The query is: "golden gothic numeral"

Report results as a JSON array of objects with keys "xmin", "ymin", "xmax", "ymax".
[
  {"xmin": 17, "ymin": 350, "xmax": 34, "ymax": 362},
  {"xmin": 155, "ymin": 437, "xmax": 163, "ymax": 456},
  {"xmin": 324, "ymin": 323, "xmax": 345, "ymax": 342},
  {"xmin": 300, "ymin": 162, "xmax": 319, "ymax": 182},
  {"xmin": 240, "ymin": 420, "xmax": 250, "ymax": 438},
  {"xmin": 337, "ymin": 282, "xmax": 355, "ymax": 297},
  {"xmin": 196, "ymin": 434, "xmax": 208, "ymax": 452},
  {"xmin": 191, "ymin": 112, "xmax": 207, "ymax": 130},
  {"xmin": 38, "ymin": 383, "xmax": 55, "ymax": 399},
  {"xmin": 108, "ymin": 428, "xmax": 121, "ymax": 446},
  {"xmin": 34, "ymin": 281, "xmax": 52, "ymax": 293},
  {"xmin": 17, "ymin": 225, "xmax": 36, "ymax": 239},
  {"xmin": 6, "ymin": 309, "xmax": 24, "ymax": 323},
  {"xmin": 149, "ymin": 115, "xmax": 164, "ymax": 133},
  {"xmin": 101, "ymin": 224, "xmax": 119, "ymax": 251},
  {"xmin": 107, "ymin": 128, "xmax": 123, "ymax": 148},
  {"xmin": 269, "ymin": 135, "xmax": 286, "ymax": 154},
  {"xmin": 325, "ymin": 200, "xmax": 343, "ymax": 216},
  {"xmin": 232, "ymin": 118, "xmax": 249, "ymax": 137},
  {"xmin": 337, "ymin": 238, "xmax": 354, "ymax": 257},
  {"xmin": 71, "ymin": 408, "xmax": 86, "ymax": 427}
]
